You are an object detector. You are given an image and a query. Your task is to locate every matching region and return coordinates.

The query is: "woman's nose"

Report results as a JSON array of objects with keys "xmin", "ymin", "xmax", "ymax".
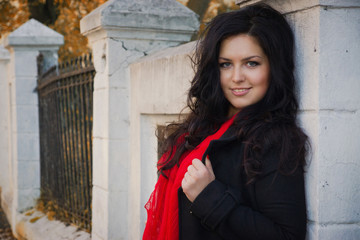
[{"xmin": 232, "ymin": 65, "xmax": 245, "ymax": 82}]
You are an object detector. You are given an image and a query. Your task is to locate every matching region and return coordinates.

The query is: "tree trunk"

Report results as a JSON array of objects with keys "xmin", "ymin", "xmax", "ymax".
[
  {"xmin": 27, "ymin": 0, "xmax": 58, "ymax": 25},
  {"xmin": 187, "ymin": 0, "xmax": 212, "ymax": 22}
]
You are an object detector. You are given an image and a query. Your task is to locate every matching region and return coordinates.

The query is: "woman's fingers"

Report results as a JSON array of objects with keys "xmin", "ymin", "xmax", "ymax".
[
  {"xmin": 181, "ymin": 157, "xmax": 216, "ymax": 202},
  {"xmin": 205, "ymin": 157, "xmax": 215, "ymax": 176}
]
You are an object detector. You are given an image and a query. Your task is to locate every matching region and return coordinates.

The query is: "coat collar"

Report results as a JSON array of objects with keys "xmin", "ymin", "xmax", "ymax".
[{"xmin": 201, "ymin": 127, "xmax": 239, "ymax": 163}]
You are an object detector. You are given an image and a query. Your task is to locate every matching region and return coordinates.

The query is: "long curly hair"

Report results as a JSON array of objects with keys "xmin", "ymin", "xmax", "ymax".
[{"xmin": 158, "ymin": 3, "xmax": 309, "ymax": 183}]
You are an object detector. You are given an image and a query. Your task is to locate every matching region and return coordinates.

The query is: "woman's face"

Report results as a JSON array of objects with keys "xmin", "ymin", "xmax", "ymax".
[{"xmin": 219, "ymin": 34, "xmax": 270, "ymax": 116}]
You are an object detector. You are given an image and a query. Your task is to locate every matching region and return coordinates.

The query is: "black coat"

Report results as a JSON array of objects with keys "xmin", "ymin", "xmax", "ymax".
[{"xmin": 178, "ymin": 127, "xmax": 307, "ymax": 240}]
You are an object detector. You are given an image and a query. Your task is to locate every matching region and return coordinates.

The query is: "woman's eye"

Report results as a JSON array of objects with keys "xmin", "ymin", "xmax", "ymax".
[
  {"xmin": 219, "ymin": 62, "xmax": 231, "ymax": 68},
  {"xmin": 247, "ymin": 61, "xmax": 259, "ymax": 67}
]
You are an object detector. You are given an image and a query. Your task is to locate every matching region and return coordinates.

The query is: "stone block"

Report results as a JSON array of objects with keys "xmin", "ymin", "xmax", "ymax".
[
  {"xmin": 0, "ymin": 43, "xmax": 10, "ymax": 188},
  {"xmin": 17, "ymin": 161, "xmax": 40, "ymax": 189},
  {"xmin": 130, "ymin": 41, "xmax": 194, "ymax": 115},
  {"xmin": 107, "ymin": 139, "xmax": 129, "ymax": 192},
  {"xmin": 317, "ymin": 223, "xmax": 360, "ymax": 239},
  {"xmin": 290, "ymin": 7, "xmax": 320, "ymax": 111},
  {"xmin": 317, "ymin": 110, "xmax": 360, "ymax": 222},
  {"xmin": 11, "ymin": 50, "xmax": 38, "ymax": 77},
  {"xmin": 94, "ymin": 72, "xmax": 108, "ymax": 91},
  {"xmin": 107, "ymin": 190, "xmax": 128, "ymax": 240},
  {"xmin": 93, "ymin": 138, "xmax": 129, "ymax": 192},
  {"xmin": 108, "ymin": 66, "xmax": 128, "ymax": 90},
  {"xmin": 108, "ymin": 88, "xmax": 130, "ymax": 140},
  {"xmin": 11, "ymin": 77, "xmax": 38, "ymax": 106},
  {"xmin": 92, "ymin": 89, "xmax": 109, "ymax": 139},
  {"xmin": 297, "ymin": 111, "xmax": 319, "ymax": 222},
  {"xmin": 17, "ymin": 188, "xmax": 40, "ymax": 212},
  {"xmin": 92, "ymin": 137, "xmax": 109, "ymax": 191},
  {"xmin": 319, "ymin": 0, "xmax": 360, "ymax": 7},
  {"xmin": 91, "ymin": 39, "xmax": 107, "ymax": 76},
  {"xmin": 0, "ymin": 45, "xmax": 10, "ymax": 61},
  {"xmin": 92, "ymin": 87, "xmax": 131, "ymax": 141},
  {"xmin": 12, "ymin": 105, "xmax": 39, "ymax": 134},
  {"xmin": 319, "ymin": 111, "xmax": 360, "ymax": 168},
  {"xmin": 319, "ymin": 7, "xmax": 360, "ymax": 110},
  {"xmin": 16, "ymin": 133, "xmax": 39, "ymax": 161},
  {"xmin": 92, "ymin": 186, "xmax": 109, "ymax": 239},
  {"xmin": 110, "ymin": 39, "xmax": 145, "ymax": 69}
]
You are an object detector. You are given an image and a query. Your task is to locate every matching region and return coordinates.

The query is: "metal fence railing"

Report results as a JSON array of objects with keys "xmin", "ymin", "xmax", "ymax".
[{"xmin": 37, "ymin": 54, "xmax": 94, "ymax": 231}]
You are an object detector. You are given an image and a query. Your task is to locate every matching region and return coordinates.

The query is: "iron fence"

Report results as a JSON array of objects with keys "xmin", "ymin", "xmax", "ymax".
[{"xmin": 37, "ymin": 54, "xmax": 94, "ymax": 231}]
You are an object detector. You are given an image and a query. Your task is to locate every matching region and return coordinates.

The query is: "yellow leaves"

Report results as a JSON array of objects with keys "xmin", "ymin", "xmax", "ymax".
[
  {"xmin": 0, "ymin": 0, "xmax": 30, "ymax": 39},
  {"xmin": 30, "ymin": 216, "xmax": 41, "ymax": 223},
  {"xmin": 25, "ymin": 210, "xmax": 35, "ymax": 216},
  {"xmin": 0, "ymin": 0, "xmax": 107, "ymax": 62},
  {"xmin": 51, "ymin": 0, "xmax": 107, "ymax": 62},
  {"xmin": 36, "ymin": 200, "xmax": 45, "ymax": 212},
  {"xmin": 47, "ymin": 211, "xmax": 56, "ymax": 220}
]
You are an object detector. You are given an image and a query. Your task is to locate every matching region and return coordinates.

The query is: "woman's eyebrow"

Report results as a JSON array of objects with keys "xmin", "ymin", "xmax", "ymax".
[
  {"xmin": 218, "ymin": 55, "xmax": 263, "ymax": 61},
  {"xmin": 218, "ymin": 57, "xmax": 231, "ymax": 61},
  {"xmin": 242, "ymin": 55, "xmax": 262, "ymax": 61}
]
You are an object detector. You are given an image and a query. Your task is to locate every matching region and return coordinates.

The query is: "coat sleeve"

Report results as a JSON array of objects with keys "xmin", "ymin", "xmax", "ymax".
[{"xmin": 190, "ymin": 151, "xmax": 307, "ymax": 240}]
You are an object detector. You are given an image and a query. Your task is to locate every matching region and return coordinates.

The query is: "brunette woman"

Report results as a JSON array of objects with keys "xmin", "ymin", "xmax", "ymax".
[{"xmin": 143, "ymin": 3, "xmax": 308, "ymax": 240}]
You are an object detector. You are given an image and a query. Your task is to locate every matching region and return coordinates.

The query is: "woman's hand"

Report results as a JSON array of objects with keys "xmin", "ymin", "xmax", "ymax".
[{"xmin": 181, "ymin": 157, "xmax": 215, "ymax": 202}]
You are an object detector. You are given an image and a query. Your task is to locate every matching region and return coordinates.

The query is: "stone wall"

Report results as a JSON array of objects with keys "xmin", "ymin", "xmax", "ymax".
[
  {"xmin": 236, "ymin": 0, "xmax": 360, "ymax": 239},
  {"xmin": 129, "ymin": 41, "xmax": 196, "ymax": 236},
  {"xmin": 80, "ymin": 0, "xmax": 199, "ymax": 239}
]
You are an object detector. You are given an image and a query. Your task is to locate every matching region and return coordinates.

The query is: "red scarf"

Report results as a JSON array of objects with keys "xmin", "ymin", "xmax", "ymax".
[{"xmin": 143, "ymin": 115, "xmax": 236, "ymax": 240}]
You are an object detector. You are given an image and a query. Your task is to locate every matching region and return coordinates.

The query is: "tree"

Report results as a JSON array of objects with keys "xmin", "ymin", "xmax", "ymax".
[
  {"xmin": 0, "ymin": 0, "xmax": 29, "ymax": 38},
  {"xmin": 0, "ymin": 0, "xmax": 238, "ymax": 63},
  {"xmin": 0, "ymin": 0, "xmax": 106, "ymax": 62}
]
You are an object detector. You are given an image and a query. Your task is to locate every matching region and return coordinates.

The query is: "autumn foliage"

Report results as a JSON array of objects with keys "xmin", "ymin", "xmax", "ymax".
[
  {"xmin": 0, "ymin": 0, "xmax": 106, "ymax": 62},
  {"xmin": 0, "ymin": 0, "xmax": 238, "ymax": 62}
]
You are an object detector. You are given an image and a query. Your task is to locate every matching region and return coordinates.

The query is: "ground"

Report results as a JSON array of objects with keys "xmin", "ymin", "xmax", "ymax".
[{"xmin": 0, "ymin": 206, "xmax": 15, "ymax": 240}]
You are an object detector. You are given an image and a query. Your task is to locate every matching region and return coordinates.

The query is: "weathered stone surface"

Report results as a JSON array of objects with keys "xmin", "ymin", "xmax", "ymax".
[
  {"xmin": 82, "ymin": 1, "xmax": 199, "ymax": 239},
  {"xmin": 0, "ymin": 46, "xmax": 10, "ymax": 209},
  {"xmin": 16, "ymin": 210, "xmax": 90, "ymax": 240},
  {"xmin": 0, "ymin": 46, "xmax": 10, "ymax": 60},
  {"xmin": 81, "ymin": 0, "xmax": 199, "ymax": 42},
  {"xmin": 319, "ymin": 7, "xmax": 360, "ymax": 110},
  {"xmin": 1, "ymin": 18, "xmax": 64, "ymax": 237},
  {"xmin": 4, "ymin": 19, "xmax": 63, "ymax": 47},
  {"xmin": 236, "ymin": 0, "xmax": 360, "ymax": 238}
]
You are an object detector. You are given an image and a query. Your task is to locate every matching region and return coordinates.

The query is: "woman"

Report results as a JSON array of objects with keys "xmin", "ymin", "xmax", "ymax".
[{"xmin": 143, "ymin": 3, "xmax": 308, "ymax": 240}]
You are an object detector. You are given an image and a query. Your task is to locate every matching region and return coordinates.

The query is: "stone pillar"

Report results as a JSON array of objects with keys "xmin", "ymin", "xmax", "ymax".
[
  {"xmin": 236, "ymin": 0, "xmax": 360, "ymax": 239},
  {"xmin": 3, "ymin": 19, "xmax": 63, "ymax": 230},
  {"xmin": 80, "ymin": 0, "xmax": 199, "ymax": 239},
  {"xmin": 0, "ymin": 46, "xmax": 10, "ymax": 205}
]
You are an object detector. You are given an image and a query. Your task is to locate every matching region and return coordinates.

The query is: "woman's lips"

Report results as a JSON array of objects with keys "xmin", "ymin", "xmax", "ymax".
[{"xmin": 231, "ymin": 88, "xmax": 251, "ymax": 96}]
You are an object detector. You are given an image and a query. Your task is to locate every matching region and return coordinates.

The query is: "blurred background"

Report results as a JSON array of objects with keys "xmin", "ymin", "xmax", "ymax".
[{"xmin": 0, "ymin": 0, "xmax": 238, "ymax": 62}]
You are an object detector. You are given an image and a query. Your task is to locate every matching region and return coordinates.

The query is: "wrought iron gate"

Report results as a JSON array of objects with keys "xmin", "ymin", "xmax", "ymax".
[{"xmin": 37, "ymin": 54, "xmax": 94, "ymax": 231}]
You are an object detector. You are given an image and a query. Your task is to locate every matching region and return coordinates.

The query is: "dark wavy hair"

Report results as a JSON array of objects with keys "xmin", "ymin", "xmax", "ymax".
[{"xmin": 158, "ymin": 3, "xmax": 309, "ymax": 183}]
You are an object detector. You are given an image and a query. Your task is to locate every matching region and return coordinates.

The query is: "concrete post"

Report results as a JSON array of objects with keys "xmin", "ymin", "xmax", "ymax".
[
  {"xmin": 80, "ymin": 0, "xmax": 199, "ymax": 239},
  {"xmin": 0, "ymin": 46, "xmax": 10, "ymax": 208},
  {"xmin": 236, "ymin": 0, "xmax": 360, "ymax": 239},
  {"xmin": 3, "ymin": 19, "xmax": 63, "ymax": 231}
]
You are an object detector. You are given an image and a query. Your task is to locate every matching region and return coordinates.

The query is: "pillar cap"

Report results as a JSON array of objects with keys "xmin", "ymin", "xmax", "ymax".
[
  {"xmin": 4, "ymin": 19, "xmax": 64, "ymax": 48},
  {"xmin": 80, "ymin": 0, "xmax": 199, "ymax": 40}
]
